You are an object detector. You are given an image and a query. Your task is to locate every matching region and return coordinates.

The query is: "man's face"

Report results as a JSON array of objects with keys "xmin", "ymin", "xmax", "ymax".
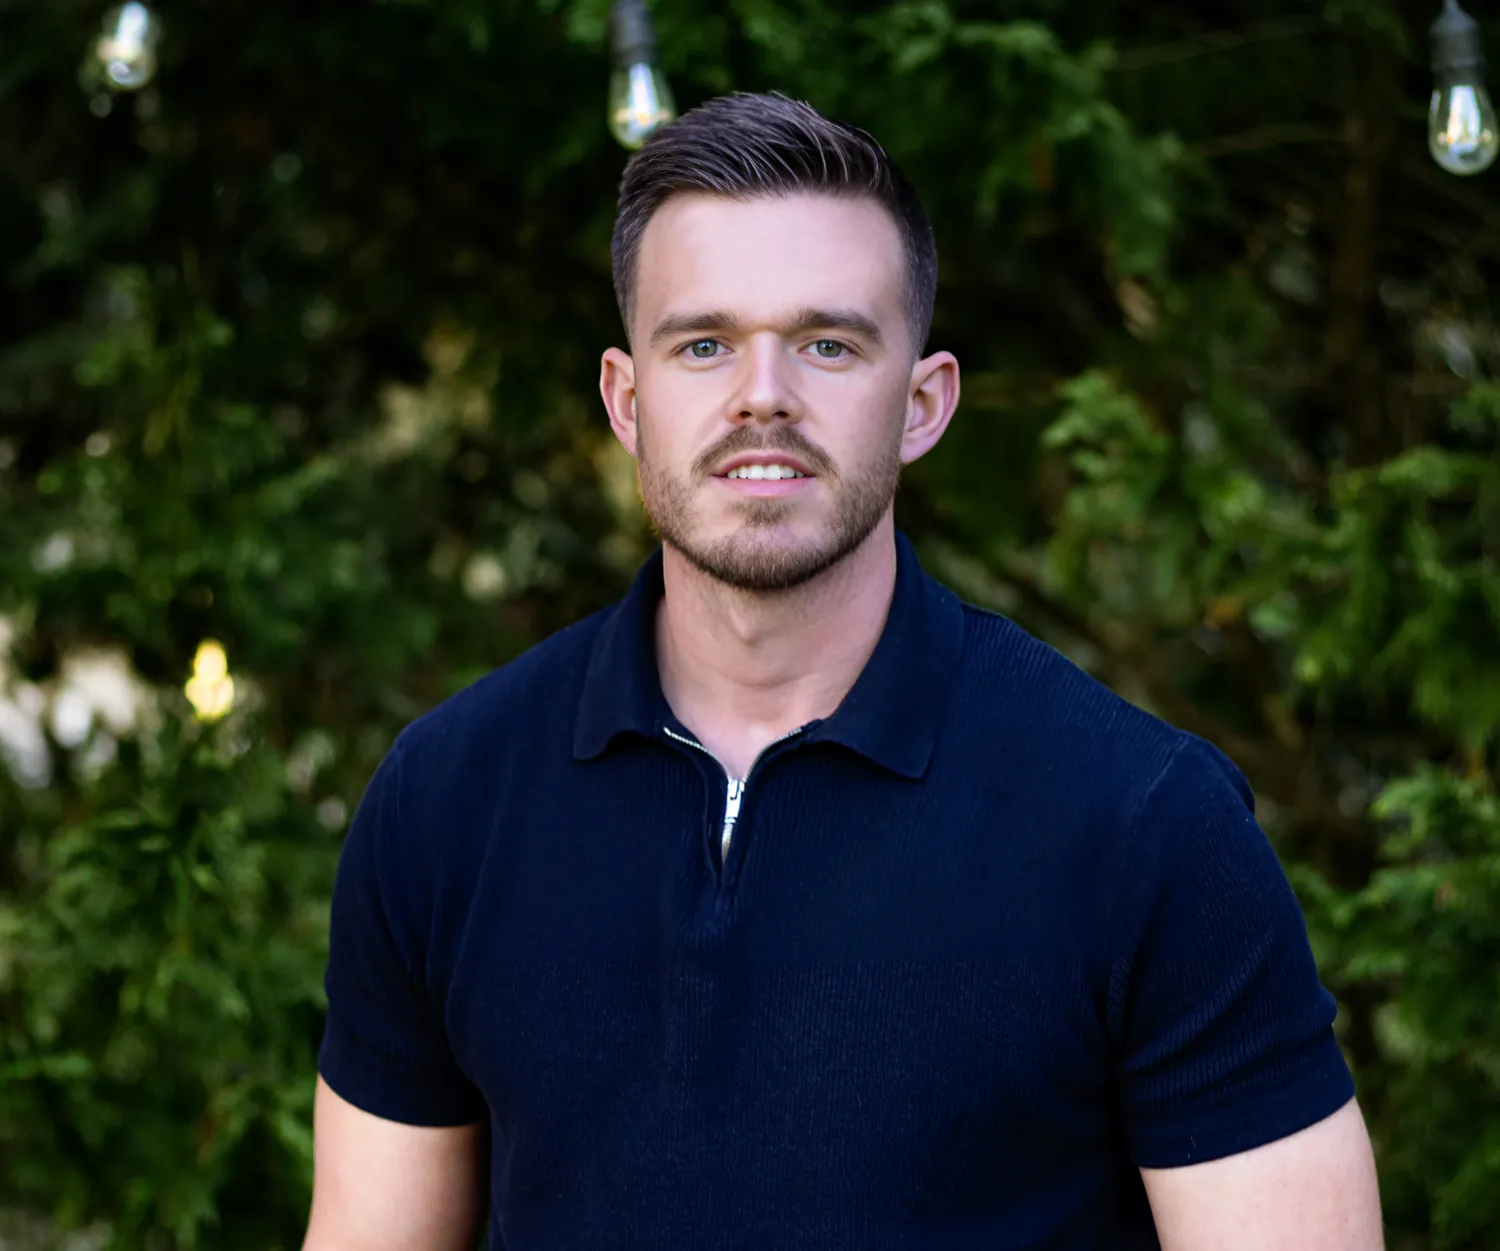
[{"xmin": 621, "ymin": 192, "xmax": 916, "ymax": 592}]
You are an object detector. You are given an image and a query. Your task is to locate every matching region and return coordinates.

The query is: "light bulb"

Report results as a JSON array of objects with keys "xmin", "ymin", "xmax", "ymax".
[
  {"xmin": 94, "ymin": 2, "xmax": 159, "ymax": 92},
  {"xmin": 1429, "ymin": 82, "xmax": 1499, "ymax": 174},
  {"xmin": 609, "ymin": 62, "xmax": 676, "ymax": 151},
  {"xmin": 185, "ymin": 640, "xmax": 235, "ymax": 722},
  {"xmin": 1429, "ymin": 0, "xmax": 1498, "ymax": 175},
  {"xmin": 608, "ymin": 0, "xmax": 675, "ymax": 151}
]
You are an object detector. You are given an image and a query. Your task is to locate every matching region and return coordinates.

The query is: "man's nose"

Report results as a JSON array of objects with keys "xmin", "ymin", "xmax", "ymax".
[{"xmin": 730, "ymin": 336, "xmax": 802, "ymax": 424}]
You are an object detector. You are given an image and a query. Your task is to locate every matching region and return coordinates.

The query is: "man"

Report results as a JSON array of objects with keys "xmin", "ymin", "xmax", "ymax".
[{"xmin": 304, "ymin": 93, "xmax": 1383, "ymax": 1249}]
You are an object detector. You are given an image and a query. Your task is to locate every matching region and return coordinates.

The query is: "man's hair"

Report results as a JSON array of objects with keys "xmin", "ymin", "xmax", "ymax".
[{"xmin": 612, "ymin": 92, "xmax": 937, "ymax": 355}]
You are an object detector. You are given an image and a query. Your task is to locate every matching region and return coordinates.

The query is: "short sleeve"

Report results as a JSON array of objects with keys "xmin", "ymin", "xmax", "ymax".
[
  {"xmin": 1108, "ymin": 737, "xmax": 1354, "ymax": 1168},
  {"xmin": 318, "ymin": 743, "xmax": 485, "ymax": 1126}
]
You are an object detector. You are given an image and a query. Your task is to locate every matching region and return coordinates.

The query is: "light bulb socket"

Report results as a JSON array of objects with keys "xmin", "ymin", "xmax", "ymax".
[
  {"xmin": 1432, "ymin": 0, "xmax": 1485, "ymax": 86},
  {"xmin": 610, "ymin": 0, "xmax": 658, "ymax": 70}
]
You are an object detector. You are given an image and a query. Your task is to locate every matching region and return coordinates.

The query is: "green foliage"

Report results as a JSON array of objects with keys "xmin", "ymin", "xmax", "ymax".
[
  {"xmin": 2, "ymin": 723, "xmax": 329, "ymax": 1245},
  {"xmin": 1, "ymin": 1, "xmax": 1498, "ymax": 1247},
  {"xmin": 1295, "ymin": 768, "xmax": 1500, "ymax": 1245}
]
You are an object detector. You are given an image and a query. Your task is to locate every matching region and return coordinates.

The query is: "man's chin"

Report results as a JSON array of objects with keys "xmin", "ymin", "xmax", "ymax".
[{"xmin": 667, "ymin": 529, "xmax": 850, "ymax": 594}]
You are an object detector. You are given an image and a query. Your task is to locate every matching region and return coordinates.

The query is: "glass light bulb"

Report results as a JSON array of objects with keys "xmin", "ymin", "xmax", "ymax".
[
  {"xmin": 1429, "ymin": 80, "xmax": 1499, "ymax": 175},
  {"xmin": 608, "ymin": 61, "xmax": 675, "ymax": 150},
  {"xmin": 95, "ymin": 2, "xmax": 159, "ymax": 92}
]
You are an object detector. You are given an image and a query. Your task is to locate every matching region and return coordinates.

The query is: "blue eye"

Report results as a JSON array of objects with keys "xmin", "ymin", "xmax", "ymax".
[
  {"xmin": 688, "ymin": 340, "xmax": 720, "ymax": 359},
  {"xmin": 813, "ymin": 340, "xmax": 847, "ymax": 359}
]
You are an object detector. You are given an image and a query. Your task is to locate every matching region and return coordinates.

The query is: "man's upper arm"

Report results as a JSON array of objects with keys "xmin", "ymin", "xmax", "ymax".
[
  {"xmin": 1141, "ymin": 1097, "xmax": 1383, "ymax": 1250},
  {"xmin": 310, "ymin": 740, "xmax": 489, "ymax": 1247},
  {"xmin": 303, "ymin": 1077, "xmax": 485, "ymax": 1251},
  {"xmin": 1108, "ymin": 738, "xmax": 1382, "ymax": 1244}
]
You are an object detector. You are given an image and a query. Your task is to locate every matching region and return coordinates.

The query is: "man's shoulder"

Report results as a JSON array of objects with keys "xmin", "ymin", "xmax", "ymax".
[
  {"xmin": 952, "ymin": 599, "xmax": 1241, "ymax": 805},
  {"xmin": 955, "ymin": 601, "xmax": 1171, "ymax": 745},
  {"xmin": 393, "ymin": 599, "xmax": 616, "ymax": 774}
]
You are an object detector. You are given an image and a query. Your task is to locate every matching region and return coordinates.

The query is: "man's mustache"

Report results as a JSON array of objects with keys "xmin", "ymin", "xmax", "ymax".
[{"xmin": 690, "ymin": 425, "xmax": 839, "ymax": 480}]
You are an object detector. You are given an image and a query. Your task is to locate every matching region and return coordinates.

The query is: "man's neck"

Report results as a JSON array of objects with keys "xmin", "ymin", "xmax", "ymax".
[{"xmin": 655, "ymin": 518, "xmax": 899, "ymax": 780}]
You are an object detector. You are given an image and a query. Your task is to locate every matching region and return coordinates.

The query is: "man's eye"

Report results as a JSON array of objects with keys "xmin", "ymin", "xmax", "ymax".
[
  {"xmin": 812, "ymin": 340, "xmax": 847, "ymax": 359},
  {"xmin": 687, "ymin": 340, "xmax": 721, "ymax": 359}
]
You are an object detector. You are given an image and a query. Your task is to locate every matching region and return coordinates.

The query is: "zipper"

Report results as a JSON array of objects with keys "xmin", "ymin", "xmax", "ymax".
[
  {"xmin": 661, "ymin": 724, "xmax": 804, "ymax": 872},
  {"xmin": 721, "ymin": 778, "xmax": 745, "ymax": 861}
]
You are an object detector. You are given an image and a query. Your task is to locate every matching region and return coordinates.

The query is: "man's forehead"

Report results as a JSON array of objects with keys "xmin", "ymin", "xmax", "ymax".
[{"xmin": 634, "ymin": 191, "xmax": 905, "ymax": 321}]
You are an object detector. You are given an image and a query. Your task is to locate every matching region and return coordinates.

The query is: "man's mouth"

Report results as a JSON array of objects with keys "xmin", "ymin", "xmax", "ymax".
[
  {"xmin": 713, "ymin": 449, "xmax": 817, "ymax": 482},
  {"xmin": 722, "ymin": 463, "xmax": 809, "ymax": 481}
]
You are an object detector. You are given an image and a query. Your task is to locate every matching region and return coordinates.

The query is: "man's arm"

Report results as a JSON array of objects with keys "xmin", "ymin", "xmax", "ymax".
[
  {"xmin": 1141, "ymin": 1097, "xmax": 1383, "ymax": 1250},
  {"xmin": 303, "ymin": 1077, "xmax": 486, "ymax": 1251}
]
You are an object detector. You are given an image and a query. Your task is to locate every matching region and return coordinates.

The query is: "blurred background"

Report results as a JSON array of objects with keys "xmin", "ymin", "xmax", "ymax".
[{"xmin": 1, "ymin": 0, "xmax": 1498, "ymax": 1247}]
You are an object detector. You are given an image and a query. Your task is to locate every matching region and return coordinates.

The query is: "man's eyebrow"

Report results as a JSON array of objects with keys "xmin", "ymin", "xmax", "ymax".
[
  {"xmin": 648, "ymin": 307, "xmax": 885, "ymax": 349},
  {"xmin": 649, "ymin": 310, "xmax": 743, "ymax": 347},
  {"xmin": 785, "ymin": 307, "xmax": 884, "ymax": 347}
]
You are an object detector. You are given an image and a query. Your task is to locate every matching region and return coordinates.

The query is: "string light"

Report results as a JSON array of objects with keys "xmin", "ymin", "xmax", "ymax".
[
  {"xmin": 1429, "ymin": 0, "xmax": 1498, "ymax": 175},
  {"xmin": 608, "ymin": 0, "xmax": 675, "ymax": 151},
  {"xmin": 185, "ymin": 640, "xmax": 235, "ymax": 722}
]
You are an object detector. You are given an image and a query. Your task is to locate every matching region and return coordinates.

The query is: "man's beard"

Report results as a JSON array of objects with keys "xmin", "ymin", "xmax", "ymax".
[{"xmin": 635, "ymin": 410, "xmax": 903, "ymax": 593}]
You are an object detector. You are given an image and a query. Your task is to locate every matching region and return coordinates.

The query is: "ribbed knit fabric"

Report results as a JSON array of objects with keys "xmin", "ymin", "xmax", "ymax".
[{"xmin": 319, "ymin": 533, "xmax": 1354, "ymax": 1249}]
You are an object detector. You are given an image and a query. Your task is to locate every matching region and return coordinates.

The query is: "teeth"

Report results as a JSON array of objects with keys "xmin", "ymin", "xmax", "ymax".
[{"xmin": 726, "ymin": 464, "xmax": 806, "ymax": 480}]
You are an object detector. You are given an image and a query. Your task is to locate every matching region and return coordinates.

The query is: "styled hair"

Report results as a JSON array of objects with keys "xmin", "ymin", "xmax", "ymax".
[{"xmin": 611, "ymin": 92, "xmax": 937, "ymax": 355}]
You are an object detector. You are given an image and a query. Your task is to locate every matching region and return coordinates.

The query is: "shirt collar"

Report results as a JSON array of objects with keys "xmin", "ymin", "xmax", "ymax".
[{"xmin": 572, "ymin": 531, "xmax": 966, "ymax": 779}]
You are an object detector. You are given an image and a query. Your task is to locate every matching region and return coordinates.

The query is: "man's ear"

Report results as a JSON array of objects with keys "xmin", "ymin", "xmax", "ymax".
[
  {"xmin": 600, "ymin": 347, "xmax": 639, "ymax": 459},
  {"xmin": 900, "ymin": 350, "xmax": 961, "ymax": 467}
]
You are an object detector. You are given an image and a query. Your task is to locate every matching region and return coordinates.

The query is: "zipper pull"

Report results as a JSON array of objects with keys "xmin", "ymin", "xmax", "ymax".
[{"xmin": 721, "ymin": 777, "xmax": 746, "ymax": 861}]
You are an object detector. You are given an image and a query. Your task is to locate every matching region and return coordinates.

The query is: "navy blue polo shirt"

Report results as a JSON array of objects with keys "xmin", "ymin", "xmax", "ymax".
[{"xmin": 319, "ymin": 533, "xmax": 1354, "ymax": 1249}]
